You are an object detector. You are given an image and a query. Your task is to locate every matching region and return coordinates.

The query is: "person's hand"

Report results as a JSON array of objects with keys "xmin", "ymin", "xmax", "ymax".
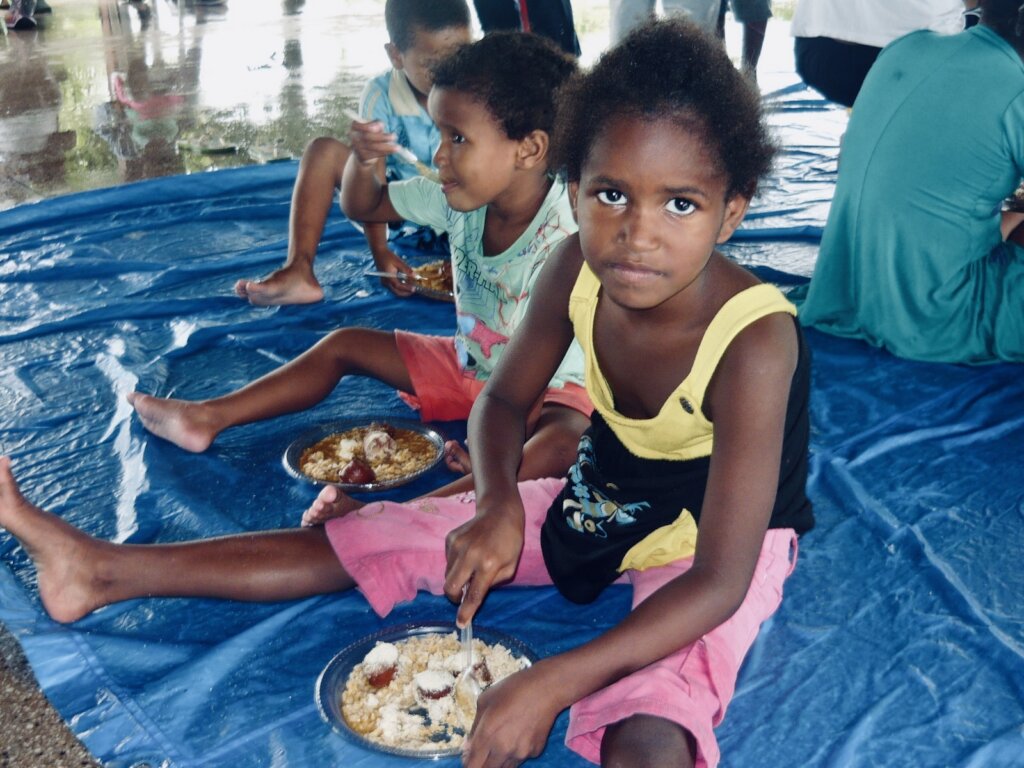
[
  {"xmin": 461, "ymin": 661, "xmax": 563, "ymax": 768},
  {"xmin": 347, "ymin": 117, "xmax": 399, "ymax": 167},
  {"xmin": 444, "ymin": 498, "xmax": 525, "ymax": 627},
  {"xmin": 372, "ymin": 248, "xmax": 415, "ymax": 297}
]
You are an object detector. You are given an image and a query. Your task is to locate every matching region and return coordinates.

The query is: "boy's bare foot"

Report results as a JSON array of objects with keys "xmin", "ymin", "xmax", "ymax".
[
  {"xmin": 126, "ymin": 392, "xmax": 218, "ymax": 453},
  {"xmin": 234, "ymin": 266, "xmax": 324, "ymax": 307},
  {"xmin": 301, "ymin": 485, "xmax": 364, "ymax": 527},
  {"xmin": 0, "ymin": 457, "xmax": 114, "ymax": 623},
  {"xmin": 443, "ymin": 440, "xmax": 472, "ymax": 475}
]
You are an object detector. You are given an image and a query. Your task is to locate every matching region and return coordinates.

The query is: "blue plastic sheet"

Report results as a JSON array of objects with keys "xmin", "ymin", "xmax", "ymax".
[{"xmin": 2, "ymin": 85, "xmax": 1023, "ymax": 767}]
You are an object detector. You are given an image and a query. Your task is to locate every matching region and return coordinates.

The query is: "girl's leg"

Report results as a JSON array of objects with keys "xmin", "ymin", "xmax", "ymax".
[
  {"xmin": 128, "ymin": 327, "xmax": 412, "ymax": 452},
  {"xmin": 0, "ymin": 457, "xmax": 353, "ymax": 624},
  {"xmin": 235, "ymin": 136, "xmax": 349, "ymax": 306},
  {"xmin": 601, "ymin": 714, "xmax": 696, "ymax": 768},
  {"xmin": 517, "ymin": 403, "xmax": 590, "ymax": 484}
]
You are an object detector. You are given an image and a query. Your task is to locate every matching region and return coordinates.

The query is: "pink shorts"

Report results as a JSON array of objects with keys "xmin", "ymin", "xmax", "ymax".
[
  {"xmin": 324, "ymin": 478, "xmax": 799, "ymax": 767},
  {"xmin": 394, "ymin": 330, "xmax": 593, "ymax": 423}
]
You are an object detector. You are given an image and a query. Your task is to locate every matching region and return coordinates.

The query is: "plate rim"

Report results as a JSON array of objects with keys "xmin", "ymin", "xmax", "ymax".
[
  {"xmin": 314, "ymin": 622, "xmax": 538, "ymax": 759},
  {"xmin": 282, "ymin": 417, "xmax": 446, "ymax": 491}
]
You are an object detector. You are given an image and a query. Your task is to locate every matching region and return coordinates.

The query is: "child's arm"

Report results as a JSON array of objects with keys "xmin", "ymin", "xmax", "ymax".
[
  {"xmin": 443, "ymin": 235, "xmax": 584, "ymax": 625},
  {"xmin": 339, "ymin": 118, "xmax": 404, "ymax": 224},
  {"xmin": 461, "ymin": 311, "xmax": 801, "ymax": 768}
]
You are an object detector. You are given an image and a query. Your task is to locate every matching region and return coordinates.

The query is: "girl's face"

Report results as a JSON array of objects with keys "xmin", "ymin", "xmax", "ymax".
[
  {"xmin": 570, "ymin": 115, "xmax": 748, "ymax": 312},
  {"xmin": 428, "ymin": 87, "xmax": 524, "ymax": 212}
]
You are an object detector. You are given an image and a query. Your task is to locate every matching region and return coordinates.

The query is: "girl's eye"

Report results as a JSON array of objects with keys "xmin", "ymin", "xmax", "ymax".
[
  {"xmin": 595, "ymin": 189, "xmax": 626, "ymax": 206},
  {"xmin": 666, "ymin": 198, "xmax": 696, "ymax": 216},
  {"xmin": 450, "ymin": 133, "xmax": 465, "ymax": 145}
]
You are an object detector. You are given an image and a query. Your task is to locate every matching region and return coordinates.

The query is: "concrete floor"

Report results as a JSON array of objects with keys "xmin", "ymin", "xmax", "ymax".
[{"xmin": 0, "ymin": 1, "xmax": 797, "ymax": 763}]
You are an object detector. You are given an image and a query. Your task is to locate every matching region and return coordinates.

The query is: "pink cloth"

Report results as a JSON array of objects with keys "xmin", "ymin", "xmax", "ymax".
[
  {"xmin": 566, "ymin": 527, "xmax": 798, "ymax": 768},
  {"xmin": 393, "ymin": 330, "xmax": 592, "ymax": 423},
  {"xmin": 324, "ymin": 479, "xmax": 798, "ymax": 767}
]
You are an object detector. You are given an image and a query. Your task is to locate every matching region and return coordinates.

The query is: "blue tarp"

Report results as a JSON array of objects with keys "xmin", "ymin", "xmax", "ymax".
[{"xmin": 1, "ymin": 85, "xmax": 1022, "ymax": 767}]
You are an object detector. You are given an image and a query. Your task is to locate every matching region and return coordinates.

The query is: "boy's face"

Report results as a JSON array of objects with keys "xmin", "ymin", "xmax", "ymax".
[
  {"xmin": 386, "ymin": 26, "xmax": 471, "ymax": 101},
  {"xmin": 569, "ymin": 115, "xmax": 747, "ymax": 312},
  {"xmin": 428, "ymin": 87, "xmax": 524, "ymax": 212}
]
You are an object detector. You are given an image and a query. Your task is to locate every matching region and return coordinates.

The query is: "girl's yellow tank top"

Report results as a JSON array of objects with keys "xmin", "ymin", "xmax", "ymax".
[{"xmin": 568, "ymin": 262, "xmax": 797, "ymax": 462}]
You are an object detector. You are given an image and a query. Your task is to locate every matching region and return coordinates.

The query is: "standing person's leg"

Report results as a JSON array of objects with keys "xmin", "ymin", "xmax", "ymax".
[
  {"xmin": 0, "ymin": 457, "xmax": 354, "ymax": 624},
  {"xmin": 662, "ymin": 0, "xmax": 720, "ymax": 35},
  {"xmin": 4, "ymin": 0, "xmax": 36, "ymax": 30},
  {"xmin": 472, "ymin": 0, "xmax": 519, "ymax": 32},
  {"xmin": 235, "ymin": 137, "xmax": 348, "ymax": 306},
  {"xmin": 609, "ymin": 0, "xmax": 655, "ymax": 45},
  {"xmin": 521, "ymin": 0, "xmax": 581, "ymax": 56},
  {"xmin": 127, "ymin": 328, "xmax": 413, "ymax": 453},
  {"xmin": 729, "ymin": 0, "xmax": 771, "ymax": 79}
]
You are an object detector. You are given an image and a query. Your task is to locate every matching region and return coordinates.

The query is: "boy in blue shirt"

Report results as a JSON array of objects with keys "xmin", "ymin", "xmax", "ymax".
[{"xmin": 235, "ymin": 0, "xmax": 472, "ymax": 306}]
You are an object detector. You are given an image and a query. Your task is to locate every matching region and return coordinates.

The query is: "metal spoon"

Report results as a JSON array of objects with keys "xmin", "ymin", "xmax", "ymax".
[
  {"xmin": 453, "ymin": 587, "xmax": 482, "ymax": 728},
  {"xmin": 344, "ymin": 108, "xmax": 441, "ymax": 183}
]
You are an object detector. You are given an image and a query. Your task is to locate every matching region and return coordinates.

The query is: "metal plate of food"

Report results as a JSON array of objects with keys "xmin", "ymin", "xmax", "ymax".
[
  {"xmin": 315, "ymin": 623, "xmax": 538, "ymax": 759},
  {"xmin": 282, "ymin": 419, "xmax": 445, "ymax": 492}
]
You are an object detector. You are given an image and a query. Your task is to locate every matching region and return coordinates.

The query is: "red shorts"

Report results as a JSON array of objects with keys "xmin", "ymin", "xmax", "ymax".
[{"xmin": 394, "ymin": 330, "xmax": 592, "ymax": 423}]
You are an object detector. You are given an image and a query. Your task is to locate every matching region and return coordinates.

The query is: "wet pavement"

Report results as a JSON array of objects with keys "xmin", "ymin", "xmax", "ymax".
[{"xmin": 1, "ymin": 0, "xmax": 391, "ymax": 211}]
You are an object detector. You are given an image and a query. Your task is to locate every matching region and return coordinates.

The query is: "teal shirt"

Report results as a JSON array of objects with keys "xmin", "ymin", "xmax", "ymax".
[
  {"xmin": 798, "ymin": 26, "xmax": 1024, "ymax": 363},
  {"xmin": 388, "ymin": 176, "xmax": 585, "ymax": 388}
]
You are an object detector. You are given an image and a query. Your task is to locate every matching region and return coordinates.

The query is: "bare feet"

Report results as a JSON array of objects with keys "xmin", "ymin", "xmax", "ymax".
[
  {"xmin": 126, "ymin": 391, "xmax": 219, "ymax": 453},
  {"xmin": 443, "ymin": 440, "xmax": 472, "ymax": 475},
  {"xmin": 301, "ymin": 485, "xmax": 364, "ymax": 527},
  {"xmin": 0, "ymin": 457, "xmax": 114, "ymax": 623},
  {"xmin": 234, "ymin": 265, "xmax": 324, "ymax": 307}
]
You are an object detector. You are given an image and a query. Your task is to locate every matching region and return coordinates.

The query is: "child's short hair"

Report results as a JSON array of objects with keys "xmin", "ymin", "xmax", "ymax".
[
  {"xmin": 430, "ymin": 31, "xmax": 578, "ymax": 141},
  {"xmin": 384, "ymin": 0, "xmax": 471, "ymax": 52},
  {"xmin": 553, "ymin": 18, "xmax": 775, "ymax": 200}
]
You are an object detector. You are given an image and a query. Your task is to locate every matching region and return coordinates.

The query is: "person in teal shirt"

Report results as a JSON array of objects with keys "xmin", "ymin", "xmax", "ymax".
[{"xmin": 798, "ymin": 0, "xmax": 1024, "ymax": 364}]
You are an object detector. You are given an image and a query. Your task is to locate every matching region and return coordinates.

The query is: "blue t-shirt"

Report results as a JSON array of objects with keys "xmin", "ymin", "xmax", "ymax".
[{"xmin": 358, "ymin": 69, "xmax": 439, "ymax": 182}]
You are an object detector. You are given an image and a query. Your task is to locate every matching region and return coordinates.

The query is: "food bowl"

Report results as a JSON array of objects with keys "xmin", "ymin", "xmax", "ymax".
[
  {"xmin": 315, "ymin": 623, "xmax": 538, "ymax": 759},
  {"xmin": 282, "ymin": 418, "xmax": 445, "ymax": 492}
]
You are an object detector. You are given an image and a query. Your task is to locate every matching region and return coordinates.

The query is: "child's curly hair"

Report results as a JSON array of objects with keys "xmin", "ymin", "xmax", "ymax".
[
  {"xmin": 431, "ymin": 31, "xmax": 578, "ymax": 141},
  {"xmin": 553, "ymin": 18, "xmax": 776, "ymax": 200}
]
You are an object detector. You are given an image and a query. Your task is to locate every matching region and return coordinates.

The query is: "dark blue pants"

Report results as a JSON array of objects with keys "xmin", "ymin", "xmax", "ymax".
[
  {"xmin": 472, "ymin": 0, "xmax": 581, "ymax": 56},
  {"xmin": 793, "ymin": 36, "xmax": 880, "ymax": 108}
]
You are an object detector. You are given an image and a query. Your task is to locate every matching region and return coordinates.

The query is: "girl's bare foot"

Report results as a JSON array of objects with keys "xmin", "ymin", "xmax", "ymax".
[
  {"xmin": 443, "ymin": 440, "xmax": 472, "ymax": 475},
  {"xmin": 301, "ymin": 485, "xmax": 364, "ymax": 527},
  {"xmin": 0, "ymin": 457, "xmax": 115, "ymax": 623},
  {"xmin": 234, "ymin": 266, "xmax": 324, "ymax": 307},
  {"xmin": 126, "ymin": 392, "xmax": 219, "ymax": 453}
]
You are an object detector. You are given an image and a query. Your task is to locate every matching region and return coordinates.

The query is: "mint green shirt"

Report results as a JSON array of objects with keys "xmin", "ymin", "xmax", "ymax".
[{"xmin": 389, "ymin": 176, "xmax": 585, "ymax": 387}]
